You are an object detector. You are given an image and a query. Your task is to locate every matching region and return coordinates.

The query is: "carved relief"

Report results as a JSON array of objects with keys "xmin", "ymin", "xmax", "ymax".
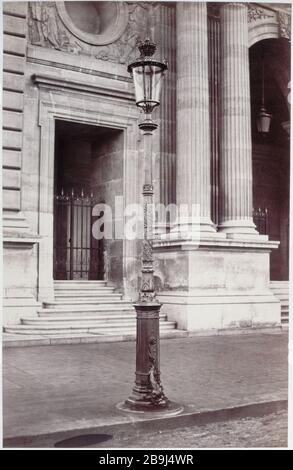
[
  {"xmin": 278, "ymin": 11, "xmax": 291, "ymax": 40},
  {"xmin": 28, "ymin": 1, "xmax": 158, "ymax": 64},
  {"xmin": 247, "ymin": 5, "xmax": 274, "ymax": 23},
  {"xmin": 29, "ymin": 2, "xmax": 82, "ymax": 53},
  {"xmin": 147, "ymin": 335, "xmax": 166, "ymax": 405},
  {"xmin": 95, "ymin": 2, "xmax": 157, "ymax": 63},
  {"xmin": 142, "ymin": 240, "xmax": 153, "ymax": 263}
]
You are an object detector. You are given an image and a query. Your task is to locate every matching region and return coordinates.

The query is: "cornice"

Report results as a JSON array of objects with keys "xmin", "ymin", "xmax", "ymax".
[{"xmin": 31, "ymin": 73, "xmax": 134, "ymax": 102}]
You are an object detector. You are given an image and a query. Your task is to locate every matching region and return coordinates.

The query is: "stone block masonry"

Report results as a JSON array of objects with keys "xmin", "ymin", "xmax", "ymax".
[{"xmin": 2, "ymin": 2, "xmax": 27, "ymax": 214}]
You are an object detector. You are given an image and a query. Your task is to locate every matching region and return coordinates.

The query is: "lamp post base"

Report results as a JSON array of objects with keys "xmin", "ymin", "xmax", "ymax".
[
  {"xmin": 117, "ymin": 400, "xmax": 183, "ymax": 416},
  {"xmin": 124, "ymin": 383, "xmax": 170, "ymax": 411},
  {"xmin": 122, "ymin": 300, "xmax": 179, "ymax": 413}
]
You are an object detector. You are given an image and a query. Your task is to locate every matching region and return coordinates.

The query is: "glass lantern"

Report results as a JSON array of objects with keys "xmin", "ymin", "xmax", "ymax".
[
  {"xmin": 257, "ymin": 106, "xmax": 272, "ymax": 135},
  {"xmin": 127, "ymin": 39, "xmax": 168, "ymax": 115}
]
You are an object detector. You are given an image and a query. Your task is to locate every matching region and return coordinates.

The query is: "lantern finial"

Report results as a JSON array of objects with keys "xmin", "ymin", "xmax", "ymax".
[{"xmin": 138, "ymin": 38, "xmax": 157, "ymax": 58}]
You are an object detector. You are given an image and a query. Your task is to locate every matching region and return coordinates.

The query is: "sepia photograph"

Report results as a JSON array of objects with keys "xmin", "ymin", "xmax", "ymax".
[{"xmin": 1, "ymin": 0, "xmax": 291, "ymax": 452}]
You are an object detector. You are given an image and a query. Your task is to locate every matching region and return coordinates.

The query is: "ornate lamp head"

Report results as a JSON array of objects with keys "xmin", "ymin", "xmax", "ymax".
[{"xmin": 127, "ymin": 38, "xmax": 168, "ymax": 116}]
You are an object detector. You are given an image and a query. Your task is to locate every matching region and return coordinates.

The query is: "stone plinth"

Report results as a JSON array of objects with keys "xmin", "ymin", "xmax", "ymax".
[
  {"xmin": 3, "ymin": 239, "xmax": 41, "ymax": 324},
  {"xmin": 154, "ymin": 238, "xmax": 280, "ymax": 332}
]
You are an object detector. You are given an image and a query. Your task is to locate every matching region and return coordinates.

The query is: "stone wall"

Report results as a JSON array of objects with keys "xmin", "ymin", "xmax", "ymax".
[
  {"xmin": 91, "ymin": 130, "xmax": 124, "ymax": 287},
  {"xmin": 3, "ymin": 2, "xmax": 27, "ymax": 218},
  {"xmin": 2, "ymin": 2, "xmax": 42, "ymax": 324}
]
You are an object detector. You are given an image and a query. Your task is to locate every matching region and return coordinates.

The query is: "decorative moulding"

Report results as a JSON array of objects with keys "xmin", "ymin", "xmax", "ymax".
[
  {"xmin": 31, "ymin": 72, "xmax": 134, "ymax": 102},
  {"xmin": 3, "ymin": 236, "xmax": 40, "ymax": 249}
]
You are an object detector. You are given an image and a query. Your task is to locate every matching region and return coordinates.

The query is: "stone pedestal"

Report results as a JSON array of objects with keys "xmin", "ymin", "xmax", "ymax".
[
  {"xmin": 154, "ymin": 238, "xmax": 281, "ymax": 332},
  {"xmin": 2, "ymin": 211, "xmax": 41, "ymax": 325}
]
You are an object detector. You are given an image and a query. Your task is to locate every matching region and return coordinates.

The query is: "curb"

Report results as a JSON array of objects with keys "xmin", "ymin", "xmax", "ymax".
[
  {"xmin": 3, "ymin": 399, "xmax": 288, "ymax": 448},
  {"xmin": 3, "ymin": 326, "xmax": 286, "ymax": 348}
]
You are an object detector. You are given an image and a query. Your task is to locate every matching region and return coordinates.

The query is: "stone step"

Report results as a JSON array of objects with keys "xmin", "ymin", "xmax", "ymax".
[
  {"xmin": 54, "ymin": 288, "xmax": 116, "ymax": 294},
  {"xmin": 38, "ymin": 306, "xmax": 135, "ymax": 315},
  {"xmin": 5, "ymin": 321, "xmax": 176, "ymax": 335},
  {"xmin": 270, "ymin": 280, "xmax": 289, "ymax": 328},
  {"xmin": 270, "ymin": 281, "xmax": 289, "ymax": 286},
  {"xmin": 43, "ymin": 298, "xmax": 127, "ymax": 308},
  {"xmin": 54, "ymin": 282, "xmax": 108, "ymax": 290},
  {"xmin": 36, "ymin": 313, "xmax": 167, "ymax": 322},
  {"xmin": 273, "ymin": 295, "xmax": 289, "ymax": 302},
  {"xmin": 55, "ymin": 289, "xmax": 122, "ymax": 299},
  {"xmin": 22, "ymin": 317, "xmax": 169, "ymax": 327},
  {"xmin": 270, "ymin": 289, "xmax": 289, "ymax": 295},
  {"xmin": 38, "ymin": 309, "xmax": 136, "ymax": 318},
  {"xmin": 270, "ymin": 281, "xmax": 289, "ymax": 290},
  {"xmin": 270, "ymin": 285, "xmax": 289, "ymax": 290}
]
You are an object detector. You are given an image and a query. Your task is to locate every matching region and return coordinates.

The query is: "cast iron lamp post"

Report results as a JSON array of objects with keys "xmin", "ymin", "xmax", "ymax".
[{"xmin": 120, "ymin": 38, "xmax": 174, "ymax": 412}]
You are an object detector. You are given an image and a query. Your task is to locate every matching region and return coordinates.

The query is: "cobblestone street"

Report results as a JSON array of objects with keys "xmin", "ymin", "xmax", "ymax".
[{"xmin": 95, "ymin": 410, "xmax": 287, "ymax": 448}]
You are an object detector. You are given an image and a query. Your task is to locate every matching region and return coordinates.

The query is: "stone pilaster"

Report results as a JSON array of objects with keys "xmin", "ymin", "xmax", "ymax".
[
  {"xmin": 175, "ymin": 2, "xmax": 215, "ymax": 235},
  {"xmin": 219, "ymin": 3, "xmax": 258, "ymax": 236}
]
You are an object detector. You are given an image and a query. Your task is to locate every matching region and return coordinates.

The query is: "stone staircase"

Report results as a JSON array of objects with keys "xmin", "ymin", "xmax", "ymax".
[
  {"xmin": 270, "ymin": 281, "xmax": 289, "ymax": 327},
  {"xmin": 4, "ymin": 280, "xmax": 186, "ymax": 346}
]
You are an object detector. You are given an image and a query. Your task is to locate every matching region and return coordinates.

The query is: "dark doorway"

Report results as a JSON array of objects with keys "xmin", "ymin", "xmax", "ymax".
[
  {"xmin": 249, "ymin": 38, "xmax": 290, "ymax": 281},
  {"xmin": 53, "ymin": 120, "xmax": 124, "ymax": 281}
]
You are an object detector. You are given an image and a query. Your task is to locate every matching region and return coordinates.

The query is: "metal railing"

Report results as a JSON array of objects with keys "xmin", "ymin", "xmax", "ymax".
[
  {"xmin": 53, "ymin": 189, "xmax": 104, "ymax": 280},
  {"xmin": 253, "ymin": 207, "xmax": 269, "ymax": 235}
]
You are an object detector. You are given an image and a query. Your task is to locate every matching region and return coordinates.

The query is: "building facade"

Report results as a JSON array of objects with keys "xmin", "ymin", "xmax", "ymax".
[{"xmin": 2, "ymin": 2, "xmax": 291, "ymax": 335}]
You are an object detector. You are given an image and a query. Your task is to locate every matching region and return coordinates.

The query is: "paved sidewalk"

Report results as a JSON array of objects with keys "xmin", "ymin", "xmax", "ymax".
[{"xmin": 3, "ymin": 331, "xmax": 288, "ymax": 446}]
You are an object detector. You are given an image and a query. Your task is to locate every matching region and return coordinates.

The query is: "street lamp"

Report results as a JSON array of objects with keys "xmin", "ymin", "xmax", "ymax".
[{"xmin": 119, "ymin": 39, "xmax": 178, "ymax": 412}]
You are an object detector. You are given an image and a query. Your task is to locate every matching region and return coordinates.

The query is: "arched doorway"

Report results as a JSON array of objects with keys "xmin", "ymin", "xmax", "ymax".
[{"xmin": 249, "ymin": 38, "xmax": 290, "ymax": 280}]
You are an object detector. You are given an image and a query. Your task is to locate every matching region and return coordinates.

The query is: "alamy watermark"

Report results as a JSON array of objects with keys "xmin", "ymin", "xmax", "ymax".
[{"xmin": 92, "ymin": 196, "xmax": 202, "ymax": 242}]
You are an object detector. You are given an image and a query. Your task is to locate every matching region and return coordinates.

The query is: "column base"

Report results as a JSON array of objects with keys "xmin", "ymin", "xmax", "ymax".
[
  {"xmin": 153, "ymin": 221, "xmax": 171, "ymax": 237},
  {"xmin": 218, "ymin": 218, "xmax": 259, "ymax": 236},
  {"xmin": 160, "ymin": 216, "xmax": 222, "ymax": 241}
]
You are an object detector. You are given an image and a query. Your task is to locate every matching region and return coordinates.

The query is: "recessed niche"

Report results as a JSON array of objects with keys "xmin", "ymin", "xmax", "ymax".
[{"xmin": 56, "ymin": 1, "xmax": 128, "ymax": 46}]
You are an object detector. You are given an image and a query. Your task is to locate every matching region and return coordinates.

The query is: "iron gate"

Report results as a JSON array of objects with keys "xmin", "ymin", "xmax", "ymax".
[
  {"xmin": 53, "ymin": 189, "xmax": 104, "ymax": 280},
  {"xmin": 253, "ymin": 207, "xmax": 269, "ymax": 235}
]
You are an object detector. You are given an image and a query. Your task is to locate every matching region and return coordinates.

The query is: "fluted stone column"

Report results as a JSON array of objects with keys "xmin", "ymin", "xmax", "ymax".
[
  {"xmin": 153, "ymin": 3, "xmax": 176, "ymax": 235},
  {"xmin": 175, "ymin": 2, "xmax": 215, "ymax": 235},
  {"xmin": 219, "ymin": 3, "xmax": 257, "ymax": 236}
]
